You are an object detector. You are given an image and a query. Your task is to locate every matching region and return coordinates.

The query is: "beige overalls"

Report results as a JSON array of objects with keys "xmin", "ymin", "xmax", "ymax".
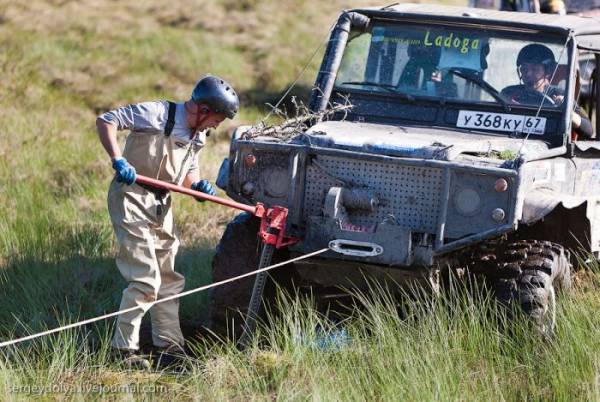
[{"xmin": 101, "ymin": 101, "xmax": 204, "ymax": 350}]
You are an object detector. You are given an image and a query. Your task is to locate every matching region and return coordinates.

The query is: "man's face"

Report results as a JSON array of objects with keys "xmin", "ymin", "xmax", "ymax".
[
  {"xmin": 186, "ymin": 102, "xmax": 227, "ymax": 132},
  {"xmin": 199, "ymin": 111, "xmax": 226, "ymax": 130},
  {"xmin": 519, "ymin": 63, "xmax": 547, "ymax": 88}
]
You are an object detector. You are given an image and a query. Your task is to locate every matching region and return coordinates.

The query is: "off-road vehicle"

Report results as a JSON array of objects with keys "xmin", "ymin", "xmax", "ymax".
[{"xmin": 210, "ymin": 4, "xmax": 600, "ymax": 337}]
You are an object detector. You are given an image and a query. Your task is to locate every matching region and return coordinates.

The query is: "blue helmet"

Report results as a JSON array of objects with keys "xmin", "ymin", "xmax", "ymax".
[{"xmin": 191, "ymin": 75, "xmax": 239, "ymax": 119}]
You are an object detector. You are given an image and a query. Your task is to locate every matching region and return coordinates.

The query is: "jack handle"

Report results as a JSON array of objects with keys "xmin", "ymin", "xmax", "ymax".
[{"xmin": 135, "ymin": 175, "xmax": 298, "ymax": 248}]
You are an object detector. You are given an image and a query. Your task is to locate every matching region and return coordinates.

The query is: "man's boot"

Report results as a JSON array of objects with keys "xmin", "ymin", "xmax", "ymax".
[
  {"xmin": 154, "ymin": 343, "xmax": 188, "ymax": 372},
  {"xmin": 112, "ymin": 348, "xmax": 151, "ymax": 371}
]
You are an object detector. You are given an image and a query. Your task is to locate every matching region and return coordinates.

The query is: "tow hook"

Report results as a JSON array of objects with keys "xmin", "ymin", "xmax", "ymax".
[{"xmin": 328, "ymin": 239, "xmax": 384, "ymax": 257}]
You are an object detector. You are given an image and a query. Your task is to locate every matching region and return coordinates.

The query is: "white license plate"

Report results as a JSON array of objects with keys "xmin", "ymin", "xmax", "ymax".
[{"xmin": 457, "ymin": 110, "xmax": 547, "ymax": 135}]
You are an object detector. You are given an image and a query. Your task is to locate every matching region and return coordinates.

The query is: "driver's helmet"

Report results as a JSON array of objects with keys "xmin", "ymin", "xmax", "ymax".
[{"xmin": 516, "ymin": 44, "xmax": 557, "ymax": 75}]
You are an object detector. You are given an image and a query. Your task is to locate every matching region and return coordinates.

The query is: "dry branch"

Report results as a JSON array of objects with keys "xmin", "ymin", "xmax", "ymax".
[{"xmin": 242, "ymin": 96, "xmax": 353, "ymax": 141}]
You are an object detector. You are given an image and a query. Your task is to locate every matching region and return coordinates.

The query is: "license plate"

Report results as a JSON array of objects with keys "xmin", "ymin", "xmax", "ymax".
[{"xmin": 457, "ymin": 110, "xmax": 547, "ymax": 135}]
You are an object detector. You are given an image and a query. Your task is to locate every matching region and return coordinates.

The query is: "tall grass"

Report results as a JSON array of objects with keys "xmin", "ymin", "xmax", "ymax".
[{"xmin": 0, "ymin": 276, "xmax": 599, "ymax": 400}]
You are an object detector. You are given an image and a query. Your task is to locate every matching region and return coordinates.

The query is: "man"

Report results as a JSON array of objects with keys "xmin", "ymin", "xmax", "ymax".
[
  {"xmin": 96, "ymin": 75, "xmax": 239, "ymax": 369},
  {"xmin": 540, "ymin": 0, "xmax": 567, "ymax": 14},
  {"xmin": 501, "ymin": 43, "xmax": 593, "ymax": 138}
]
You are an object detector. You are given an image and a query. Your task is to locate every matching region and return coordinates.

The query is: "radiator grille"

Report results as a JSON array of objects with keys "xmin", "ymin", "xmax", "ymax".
[{"xmin": 304, "ymin": 156, "xmax": 443, "ymax": 233}]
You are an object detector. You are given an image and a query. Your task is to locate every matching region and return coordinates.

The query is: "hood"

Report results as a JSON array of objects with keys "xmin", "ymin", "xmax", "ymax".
[{"xmin": 295, "ymin": 121, "xmax": 550, "ymax": 162}]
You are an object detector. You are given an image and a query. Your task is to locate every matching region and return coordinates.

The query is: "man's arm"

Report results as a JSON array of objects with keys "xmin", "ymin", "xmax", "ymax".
[
  {"xmin": 96, "ymin": 101, "xmax": 165, "ymax": 160},
  {"xmin": 96, "ymin": 116, "xmax": 136, "ymax": 185},
  {"xmin": 183, "ymin": 171, "xmax": 199, "ymax": 189},
  {"xmin": 573, "ymin": 105, "xmax": 594, "ymax": 139},
  {"xmin": 96, "ymin": 118, "xmax": 122, "ymax": 160}
]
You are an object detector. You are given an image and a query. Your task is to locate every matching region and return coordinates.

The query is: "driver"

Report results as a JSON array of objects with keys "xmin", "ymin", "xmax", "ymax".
[{"xmin": 501, "ymin": 44, "xmax": 593, "ymax": 138}]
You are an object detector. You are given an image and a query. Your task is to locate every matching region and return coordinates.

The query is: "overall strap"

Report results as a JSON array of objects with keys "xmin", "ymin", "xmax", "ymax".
[{"xmin": 164, "ymin": 101, "xmax": 177, "ymax": 137}]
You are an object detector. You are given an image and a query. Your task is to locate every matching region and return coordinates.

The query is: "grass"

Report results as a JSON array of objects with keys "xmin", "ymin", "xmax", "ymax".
[
  {"xmin": 2, "ymin": 0, "xmax": 600, "ymax": 400},
  {"xmin": 0, "ymin": 276, "xmax": 599, "ymax": 400}
]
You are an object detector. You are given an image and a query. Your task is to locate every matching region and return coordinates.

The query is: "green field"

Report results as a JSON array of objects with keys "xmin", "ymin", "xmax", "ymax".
[{"xmin": 1, "ymin": 0, "xmax": 600, "ymax": 400}]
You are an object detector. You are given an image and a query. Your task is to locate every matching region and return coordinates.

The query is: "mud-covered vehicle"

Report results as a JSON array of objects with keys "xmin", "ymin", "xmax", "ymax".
[{"xmin": 210, "ymin": 4, "xmax": 600, "ymax": 337}]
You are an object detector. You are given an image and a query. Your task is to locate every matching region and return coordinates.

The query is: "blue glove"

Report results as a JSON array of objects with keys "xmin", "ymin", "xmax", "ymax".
[
  {"xmin": 191, "ymin": 180, "xmax": 217, "ymax": 202},
  {"xmin": 112, "ymin": 157, "xmax": 136, "ymax": 185}
]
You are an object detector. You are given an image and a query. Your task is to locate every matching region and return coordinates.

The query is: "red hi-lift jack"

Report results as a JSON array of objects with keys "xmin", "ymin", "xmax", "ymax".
[{"xmin": 136, "ymin": 175, "xmax": 298, "ymax": 344}]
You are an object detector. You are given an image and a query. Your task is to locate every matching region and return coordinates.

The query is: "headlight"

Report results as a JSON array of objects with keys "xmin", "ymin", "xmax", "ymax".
[
  {"xmin": 453, "ymin": 187, "xmax": 482, "ymax": 216},
  {"xmin": 261, "ymin": 168, "xmax": 289, "ymax": 198}
]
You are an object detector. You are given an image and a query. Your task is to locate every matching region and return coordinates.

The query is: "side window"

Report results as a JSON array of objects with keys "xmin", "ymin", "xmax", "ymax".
[
  {"xmin": 578, "ymin": 50, "xmax": 597, "ymax": 137},
  {"xmin": 336, "ymin": 32, "xmax": 371, "ymax": 85}
]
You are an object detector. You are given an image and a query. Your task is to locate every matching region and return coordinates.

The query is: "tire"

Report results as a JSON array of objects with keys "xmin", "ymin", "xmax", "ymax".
[
  {"xmin": 478, "ymin": 240, "xmax": 572, "ymax": 335},
  {"xmin": 207, "ymin": 213, "xmax": 295, "ymax": 340}
]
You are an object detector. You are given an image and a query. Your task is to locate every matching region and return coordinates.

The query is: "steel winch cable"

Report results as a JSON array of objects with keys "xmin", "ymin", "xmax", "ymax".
[{"xmin": 0, "ymin": 248, "xmax": 328, "ymax": 349}]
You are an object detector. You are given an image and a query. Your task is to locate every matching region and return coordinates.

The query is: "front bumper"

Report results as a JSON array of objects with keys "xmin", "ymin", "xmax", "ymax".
[{"xmin": 227, "ymin": 140, "xmax": 519, "ymax": 267}]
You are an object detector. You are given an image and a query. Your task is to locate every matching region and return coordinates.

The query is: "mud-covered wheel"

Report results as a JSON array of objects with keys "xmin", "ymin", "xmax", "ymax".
[
  {"xmin": 478, "ymin": 240, "xmax": 572, "ymax": 335},
  {"xmin": 207, "ymin": 213, "xmax": 294, "ymax": 340}
]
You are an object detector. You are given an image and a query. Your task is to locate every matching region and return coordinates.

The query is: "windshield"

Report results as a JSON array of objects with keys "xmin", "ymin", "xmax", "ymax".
[{"xmin": 335, "ymin": 23, "xmax": 569, "ymax": 110}]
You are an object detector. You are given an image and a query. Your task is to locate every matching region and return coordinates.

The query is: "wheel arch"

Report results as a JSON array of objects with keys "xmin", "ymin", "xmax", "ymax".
[{"xmin": 517, "ymin": 197, "xmax": 594, "ymax": 254}]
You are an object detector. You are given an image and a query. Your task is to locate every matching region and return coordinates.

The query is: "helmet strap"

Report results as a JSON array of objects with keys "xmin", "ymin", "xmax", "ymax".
[{"xmin": 194, "ymin": 104, "xmax": 210, "ymax": 135}]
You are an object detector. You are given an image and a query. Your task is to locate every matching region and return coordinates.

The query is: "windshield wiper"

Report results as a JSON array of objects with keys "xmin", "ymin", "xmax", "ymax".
[
  {"xmin": 447, "ymin": 69, "xmax": 510, "ymax": 112},
  {"xmin": 339, "ymin": 81, "xmax": 415, "ymax": 102}
]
